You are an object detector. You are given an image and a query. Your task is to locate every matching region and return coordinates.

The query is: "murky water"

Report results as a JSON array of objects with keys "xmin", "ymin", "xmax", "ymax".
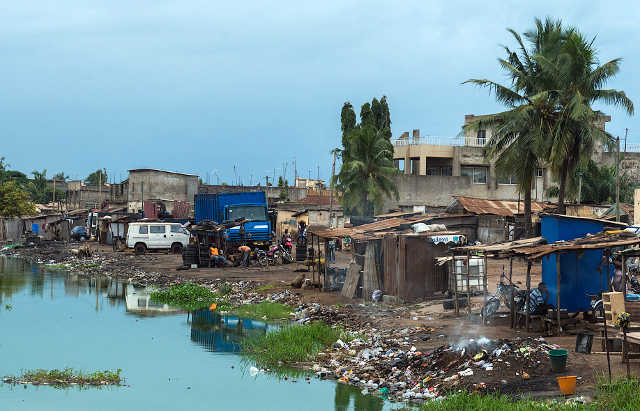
[{"xmin": 0, "ymin": 257, "xmax": 394, "ymax": 411}]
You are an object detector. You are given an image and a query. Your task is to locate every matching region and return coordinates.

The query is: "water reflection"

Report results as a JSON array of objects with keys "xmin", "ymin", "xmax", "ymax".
[{"xmin": 189, "ymin": 309, "xmax": 276, "ymax": 353}]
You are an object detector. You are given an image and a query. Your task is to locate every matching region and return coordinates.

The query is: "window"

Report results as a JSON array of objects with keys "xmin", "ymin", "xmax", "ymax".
[
  {"xmin": 426, "ymin": 167, "xmax": 438, "ymax": 176},
  {"xmin": 227, "ymin": 205, "xmax": 267, "ymax": 222},
  {"xmin": 410, "ymin": 158, "xmax": 420, "ymax": 175},
  {"xmin": 170, "ymin": 225, "xmax": 182, "ymax": 233},
  {"xmin": 394, "ymin": 159, "xmax": 405, "ymax": 172},
  {"xmin": 461, "ymin": 166, "xmax": 488, "ymax": 184},
  {"xmin": 537, "ymin": 168, "xmax": 544, "ymax": 177},
  {"xmin": 138, "ymin": 225, "xmax": 148, "ymax": 234},
  {"xmin": 441, "ymin": 167, "xmax": 452, "ymax": 176},
  {"xmin": 150, "ymin": 225, "xmax": 166, "ymax": 234},
  {"xmin": 477, "ymin": 129, "xmax": 487, "ymax": 145},
  {"xmin": 498, "ymin": 175, "xmax": 517, "ymax": 185}
]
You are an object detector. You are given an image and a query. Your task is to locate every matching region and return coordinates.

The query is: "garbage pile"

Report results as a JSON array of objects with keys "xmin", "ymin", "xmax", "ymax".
[{"xmin": 314, "ymin": 334, "xmax": 560, "ymax": 402}]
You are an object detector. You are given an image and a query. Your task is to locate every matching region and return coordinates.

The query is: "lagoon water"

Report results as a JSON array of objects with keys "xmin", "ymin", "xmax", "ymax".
[{"xmin": 0, "ymin": 257, "xmax": 393, "ymax": 411}]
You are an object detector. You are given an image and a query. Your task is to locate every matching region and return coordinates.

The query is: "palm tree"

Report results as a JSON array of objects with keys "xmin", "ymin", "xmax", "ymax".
[
  {"xmin": 464, "ymin": 18, "xmax": 563, "ymax": 235},
  {"xmin": 544, "ymin": 30, "xmax": 634, "ymax": 212},
  {"xmin": 335, "ymin": 125, "xmax": 398, "ymax": 216}
]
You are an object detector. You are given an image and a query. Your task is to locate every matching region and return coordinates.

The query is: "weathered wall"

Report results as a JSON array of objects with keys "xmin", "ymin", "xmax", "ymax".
[
  {"xmin": 601, "ymin": 152, "xmax": 640, "ymax": 182},
  {"xmin": 128, "ymin": 170, "xmax": 198, "ymax": 213}
]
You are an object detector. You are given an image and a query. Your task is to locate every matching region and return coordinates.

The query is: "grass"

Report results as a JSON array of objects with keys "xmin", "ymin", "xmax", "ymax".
[
  {"xmin": 242, "ymin": 321, "xmax": 353, "ymax": 368},
  {"xmin": 256, "ymin": 284, "xmax": 275, "ymax": 292},
  {"xmin": 150, "ymin": 282, "xmax": 230, "ymax": 311},
  {"xmin": 416, "ymin": 377, "xmax": 640, "ymax": 410},
  {"xmin": 44, "ymin": 264, "xmax": 70, "ymax": 271},
  {"xmin": 231, "ymin": 302, "xmax": 293, "ymax": 320},
  {"xmin": 82, "ymin": 263, "xmax": 100, "ymax": 268},
  {"xmin": 3, "ymin": 368, "xmax": 123, "ymax": 388}
]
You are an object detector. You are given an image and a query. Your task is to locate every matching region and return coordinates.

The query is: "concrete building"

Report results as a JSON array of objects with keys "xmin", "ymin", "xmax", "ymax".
[
  {"xmin": 388, "ymin": 113, "xmax": 612, "ymax": 211},
  {"xmin": 294, "ymin": 177, "xmax": 325, "ymax": 189},
  {"xmin": 127, "ymin": 169, "xmax": 198, "ymax": 214},
  {"xmin": 66, "ymin": 181, "xmax": 112, "ymax": 210}
]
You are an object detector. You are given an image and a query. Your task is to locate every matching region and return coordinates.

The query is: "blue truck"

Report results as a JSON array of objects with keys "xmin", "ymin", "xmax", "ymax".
[{"xmin": 194, "ymin": 192, "xmax": 272, "ymax": 247}]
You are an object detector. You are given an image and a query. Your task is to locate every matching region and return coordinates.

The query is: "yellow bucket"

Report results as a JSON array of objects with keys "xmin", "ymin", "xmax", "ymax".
[{"xmin": 556, "ymin": 376, "xmax": 577, "ymax": 395}]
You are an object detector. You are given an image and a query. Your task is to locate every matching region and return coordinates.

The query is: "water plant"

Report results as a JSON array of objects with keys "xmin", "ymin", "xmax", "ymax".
[
  {"xmin": 242, "ymin": 321, "xmax": 352, "ymax": 368},
  {"xmin": 150, "ymin": 282, "xmax": 230, "ymax": 311},
  {"xmin": 256, "ymin": 284, "xmax": 275, "ymax": 292},
  {"xmin": 231, "ymin": 302, "xmax": 292, "ymax": 321},
  {"xmin": 3, "ymin": 368, "xmax": 123, "ymax": 388},
  {"xmin": 217, "ymin": 283, "xmax": 233, "ymax": 296}
]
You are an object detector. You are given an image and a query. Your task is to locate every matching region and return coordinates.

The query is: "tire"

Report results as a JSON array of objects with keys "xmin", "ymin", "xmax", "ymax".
[
  {"xmin": 257, "ymin": 251, "xmax": 268, "ymax": 267},
  {"xmin": 593, "ymin": 301, "xmax": 604, "ymax": 322},
  {"xmin": 281, "ymin": 250, "xmax": 293, "ymax": 264},
  {"xmin": 135, "ymin": 243, "xmax": 147, "ymax": 255},
  {"xmin": 171, "ymin": 243, "xmax": 183, "ymax": 254},
  {"xmin": 481, "ymin": 297, "xmax": 501, "ymax": 319}
]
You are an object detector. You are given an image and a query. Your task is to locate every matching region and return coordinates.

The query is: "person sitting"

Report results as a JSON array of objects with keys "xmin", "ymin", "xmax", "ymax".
[
  {"xmin": 209, "ymin": 246, "xmax": 227, "ymax": 267},
  {"xmin": 526, "ymin": 282, "xmax": 554, "ymax": 316}
]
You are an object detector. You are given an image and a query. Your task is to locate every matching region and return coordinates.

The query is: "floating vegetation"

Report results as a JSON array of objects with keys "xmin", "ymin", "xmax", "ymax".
[
  {"xmin": 3, "ymin": 368, "xmax": 123, "ymax": 388},
  {"xmin": 43, "ymin": 264, "xmax": 70, "ymax": 271},
  {"xmin": 231, "ymin": 302, "xmax": 292, "ymax": 321},
  {"xmin": 242, "ymin": 322, "xmax": 352, "ymax": 368},
  {"xmin": 256, "ymin": 284, "xmax": 275, "ymax": 292},
  {"xmin": 150, "ymin": 282, "xmax": 230, "ymax": 311}
]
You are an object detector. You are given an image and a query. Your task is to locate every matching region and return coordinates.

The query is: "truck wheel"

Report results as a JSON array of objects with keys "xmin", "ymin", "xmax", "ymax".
[
  {"xmin": 171, "ymin": 243, "xmax": 183, "ymax": 254},
  {"xmin": 135, "ymin": 243, "xmax": 147, "ymax": 255}
]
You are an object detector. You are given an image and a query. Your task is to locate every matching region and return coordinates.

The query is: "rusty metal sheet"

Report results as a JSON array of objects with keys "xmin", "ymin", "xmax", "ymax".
[{"xmin": 453, "ymin": 196, "xmax": 551, "ymax": 216}]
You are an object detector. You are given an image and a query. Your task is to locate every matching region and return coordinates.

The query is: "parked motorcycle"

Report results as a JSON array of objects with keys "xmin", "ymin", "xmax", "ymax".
[
  {"xmin": 586, "ymin": 292, "xmax": 605, "ymax": 322},
  {"xmin": 281, "ymin": 234, "xmax": 293, "ymax": 253},
  {"xmin": 257, "ymin": 244, "xmax": 293, "ymax": 266},
  {"xmin": 481, "ymin": 272, "xmax": 526, "ymax": 319}
]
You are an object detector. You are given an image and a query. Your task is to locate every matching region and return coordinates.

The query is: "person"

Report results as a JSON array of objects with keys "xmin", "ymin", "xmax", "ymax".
[
  {"xmin": 238, "ymin": 244, "xmax": 251, "ymax": 267},
  {"xmin": 210, "ymin": 246, "xmax": 227, "ymax": 267},
  {"xmin": 527, "ymin": 282, "xmax": 553, "ymax": 315},
  {"xmin": 297, "ymin": 221, "xmax": 307, "ymax": 244},
  {"xmin": 600, "ymin": 254, "xmax": 625, "ymax": 292}
]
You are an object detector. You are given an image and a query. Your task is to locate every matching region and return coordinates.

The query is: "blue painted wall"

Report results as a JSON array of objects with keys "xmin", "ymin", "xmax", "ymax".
[{"xmin": 541, "ymin": 215, "xmax": 611, "ymax": 312}]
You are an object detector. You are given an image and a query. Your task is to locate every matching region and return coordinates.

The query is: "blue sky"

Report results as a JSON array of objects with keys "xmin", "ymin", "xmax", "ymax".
[{"xmin": 1, "ymin": 1, "xmax": 638, "ymax": 184}]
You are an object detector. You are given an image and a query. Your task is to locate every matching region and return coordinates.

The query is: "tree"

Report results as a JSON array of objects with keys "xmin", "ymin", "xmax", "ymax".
[
  {"xmin": 86, "ymin": 169, "xmax": 107, "ymax": 185},
  {"xmin": 465, "ymin": 19, "xmax": 563, "ymax": 235},
  {"xmin": 0, "ymin": 181, "xmax": 36, "ymax": 216},
  {"xmin": 335, "ymin": 126, "xmax": 398, "ymax": 215},
  {"xmin": 336, "ymin": 97, "xmax": 397, "ymax": 215},
  {"xmin": 53, "ymin": 172, "xmax": 68, "ymax": 181}
]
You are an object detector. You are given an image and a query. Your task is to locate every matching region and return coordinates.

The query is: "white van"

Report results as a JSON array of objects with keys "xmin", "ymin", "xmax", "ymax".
[{"xmin": 126, "ymin": 222, "xmax": 190, "ymax": 254}]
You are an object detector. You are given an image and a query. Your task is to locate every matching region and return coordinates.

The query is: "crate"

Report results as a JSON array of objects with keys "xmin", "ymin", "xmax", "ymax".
[{"xmin": 603, "ymin": 292, "xmax": 625, "ymax": 326}]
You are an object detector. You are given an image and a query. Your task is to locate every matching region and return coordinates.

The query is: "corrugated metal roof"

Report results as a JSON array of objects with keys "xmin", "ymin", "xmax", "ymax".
[{"xmin": 452, "ymin": 196, "xmax": 551, "ymax": 216}]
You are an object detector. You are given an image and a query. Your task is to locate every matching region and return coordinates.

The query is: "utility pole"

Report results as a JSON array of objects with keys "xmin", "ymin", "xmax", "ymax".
[
  {"xmin": 294, "ymin": 158, "xmax": 297, "ymax": 186},
  {"xmin": 98, "ymin": 170, "xmax": 102, "ymax": 210},
  {"xmin": 317, "ymin": 164, "xmax": 320, "ymax": 181},
  {"xmin": 329, "ymin": 150, "xmax": 337, "ymax": 228},
  {"xmin": 616, "ymin": 136, "xmax": 620, "ymax": 222},
  {"xmin": 625, "ymin": 128, "xmax": 629, "ymax": 153},
  {"xmin": 265, "ymin": 176, "xmax": 269, "ymax": 187},
  {"xmin": 577, "ymin": 174, "xmax": 582, "ymax": 205},
  {"xmin": 53, "ymin": 177, "xmax": 56, "ymax": 203}
]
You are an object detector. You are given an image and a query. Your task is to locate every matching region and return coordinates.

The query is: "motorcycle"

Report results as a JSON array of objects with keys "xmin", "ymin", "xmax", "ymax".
[
  {"xmin": 257, "ymin": 244, "xmax": 293, "ymax": 266},
  {"xmin": 587, "ymin": 292, "xmax": 605, "ymax": 322},
  {"xmin": 481, "ymin": 271, "xmax": 526, "ymax": 319},
  {"xmin": 281, "ymin": 235, "xmax": 293, "ymax": 253}
]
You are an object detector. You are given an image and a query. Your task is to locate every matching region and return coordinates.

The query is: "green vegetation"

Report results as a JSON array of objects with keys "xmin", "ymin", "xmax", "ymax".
[
  {"xmin": 242, "ymin": 322, "xmax": 352, "ymax": 367},
  {"xmin": 0, "ymin": 181, "xmax": 36, "ymax": 217},
  {"xmin": 150, "ymin": 282, "xmax": 230, "ymax": 311},
  {"xmin": 466, "ymin": 17, "xmax": 634, "ymax": 233},
  {"xmin": 217, "ymin": 283, "xmax": 233, "ymax": 296},
  {"xmin": 417, "ymin": 377, "xmax": 640, "ymax": 410},
  {"xmin": 231, "ymin": 302, "xmax": 292, "ymax": 320},
  {"xmin": 44, "ymin": 264, "xmax": 70, "ymax": 271},
  {"xmin": 335, "ymin": 97, "xmax": 398, "ymax": 216},
  {"xmin": 256, "ymin": 284, "xmax": 275, "ymax": 292},
  {"xmin": 4, "ymin": 304, "xmax": 12, "ymax": 311},
  {"xmin": 3, "ymin": 368, "xmax": 123, "ymax": 387},
  {"xmin": 85, "ymin": 169, "xmax": 108, "ymax": 186}
]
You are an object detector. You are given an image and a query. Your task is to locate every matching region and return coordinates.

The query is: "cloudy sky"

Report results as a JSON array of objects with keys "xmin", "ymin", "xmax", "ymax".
[{"xmin": 1, "ymin": 1, "xmax": 638, "ymax": 184}]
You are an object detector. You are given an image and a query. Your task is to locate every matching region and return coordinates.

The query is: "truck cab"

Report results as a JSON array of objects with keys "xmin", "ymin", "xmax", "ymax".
[{"xmin": 225, "ymin": 203, "xmax": 271, "ymax": 246}]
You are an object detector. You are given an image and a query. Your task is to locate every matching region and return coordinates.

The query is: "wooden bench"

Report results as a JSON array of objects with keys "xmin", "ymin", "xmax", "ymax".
[{"xmin": 619, "ymin": 331, "xmax": 640, "ymax": 363}]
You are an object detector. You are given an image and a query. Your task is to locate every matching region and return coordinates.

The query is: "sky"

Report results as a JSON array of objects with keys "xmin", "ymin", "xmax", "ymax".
[{"xmin": 1, "ymin": 1, "xmax": 639, "ymax": 185}]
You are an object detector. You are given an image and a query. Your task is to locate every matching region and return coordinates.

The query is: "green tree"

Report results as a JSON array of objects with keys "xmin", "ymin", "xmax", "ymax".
[
  {"xmin": 0, "ymin": 181, "xmax": 36, "ymax": 216},
  {"xmin": 53, "ymin": 172, "xmax": 68, "ymax": 181},
  {"xmin": 85, "ymin": 169, "xmax": 107, "ymax": 185}
]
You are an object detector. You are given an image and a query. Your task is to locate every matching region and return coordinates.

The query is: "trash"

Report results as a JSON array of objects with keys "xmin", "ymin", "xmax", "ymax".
[
  {"xmin": 249, "ymin": 366, "xmax": 260, "ymax": 377},
  {"xmin": 458, "ymin": 369, "xmax": 474, "ymax": 377},
  {"xmin": 372, "ymin": 290, "xmax": 383, "ymax": 302},
  {"xmin": 522, "ymin": 372, "xmax": 530, "ymax": 380},
  {"xmin": 333, "ymin": 339, "xmax": 348, "ymax": 349}
]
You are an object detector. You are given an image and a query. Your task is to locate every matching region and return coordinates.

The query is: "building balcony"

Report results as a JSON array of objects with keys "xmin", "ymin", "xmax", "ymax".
[{"xmin": 393, "ymin": 136, "xmax": 486, "ymax": 147}]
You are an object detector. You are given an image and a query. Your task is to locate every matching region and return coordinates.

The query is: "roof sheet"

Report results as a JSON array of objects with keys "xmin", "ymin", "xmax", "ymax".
[{"xmin": 452, "ymin": 196, "xmax": 551, "ymax": 216}]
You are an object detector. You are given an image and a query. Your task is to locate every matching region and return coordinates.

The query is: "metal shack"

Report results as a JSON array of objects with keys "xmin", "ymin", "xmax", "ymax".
[
  {"xmin": 541, "ymin": 214, "xmax": 626, "ymax": 312},
  {"xmin": 383, "ymin": 232, "xmax": 465, "ymax": 301}
]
